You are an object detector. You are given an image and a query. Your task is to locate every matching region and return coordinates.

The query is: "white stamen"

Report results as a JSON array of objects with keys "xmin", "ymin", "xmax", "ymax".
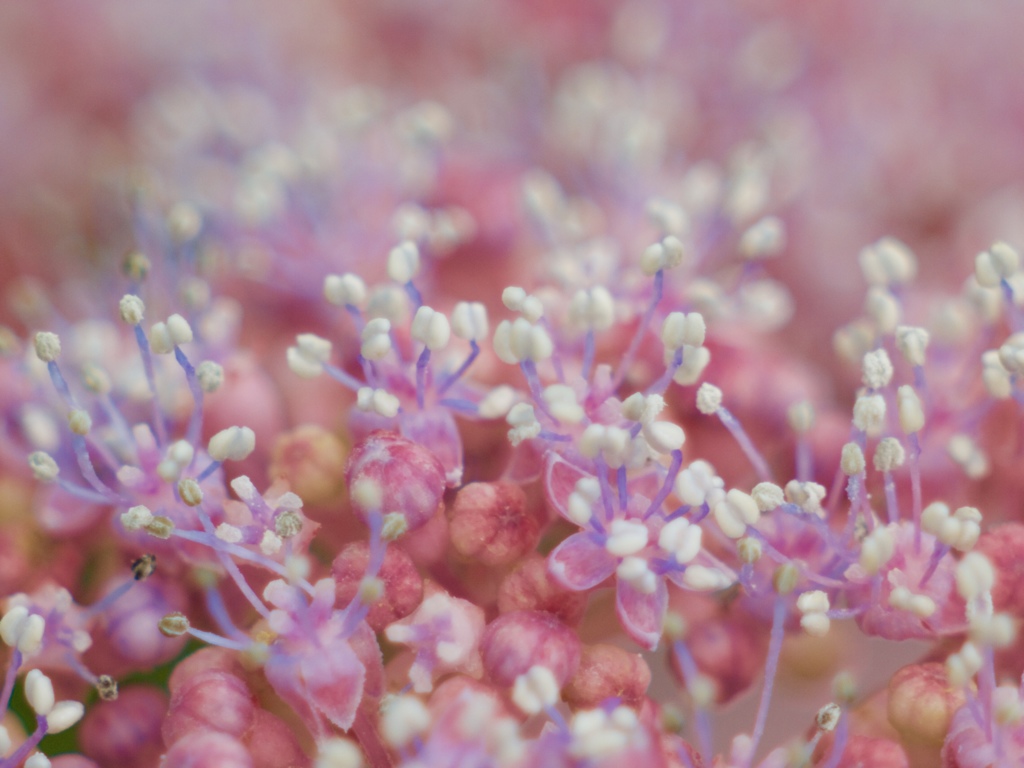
[
  {"xmin": 324, "ymin": 273, "xmax": 367, "ymax": 309},
  {"xmin": 713, "ymin": 489, "xmax": 760, "ymax": 538},
  {"xmin": 606, "ymin": 519, "xmax": 650, "ymax": 558},
  {"xmin": 674, "ymin": 460, "xmax": 724, "ymax": 508},
  {"xmin": 360, "ymin": 318, "xmax": 393, "ymax": 361},
  {"xmin": 410, "ymin": 306, "xmax": 451, "ymax": 351},
  {"xmin": 739, "ymin": 216, "xmax": 785, "ymax": 260},
  {"xmin": 858, "ymin": 237, "xmax": 917, "ymax": 287},
  {"xmin": 975, "ymin": 241, "xmax": 1020, "ymax": 287},
  {"xmin": 682, "ymin": 565, "xmax": 732, "ymax": 591},
  {"xmin": 493, "ymin": 318, "xmax": 553, "ymax": 364},
  {"xmin": 215, "ymin": 524, "xmax": 243, "ymax": 544},
  {"xmin": 25, "ymin": 669, "xmax": 54, "ymax": 716},
  {"xmin": 511, "ymin": 666, "xmax": 560, "ymax": 715},
  {"xmin": 897, "ymin": 385, "xmax": 925, "ymax": 434},
  {"xmin": 751, "ymin": 481, "xmax": 784, "ymax": 512},
  {"xmin": 873, "ymin": 437, "xmax": 906, "ymax": 472},
  {"xmin": 895, "ymin": 325, "xmax": 929, "ymax": 367},
  {"xmin": 196, "ymin": 361, "xmax": 224, "ymax": 393},
  {"xmin": 506, "ymin": 403, "xmax": 541, "ymax": 446},
  {"xmin": 797, "ymin": 590, "xmax": 831, "ymax": 637},
  {"xmin": 121, "ymin": 505, "xmax": 154, "ymax": 532},
  {"xmin": 568, "ymin": 287, "xmax": 616, "ymax": 333},
  {"xmin": 567, "ymin": 478, "xmax": 600, "ymax": 526},
  {"xmin": 695, "ymin": 383, "xmax": 722, "ymax": 415},
  {"xmin": 380, "ymin": 695, "xmax": 431, "ymax": 749},
  {"xmin": 852, "ymin": 393, "xmax": 886, "ymax": 434},
  {"xmin": 287, "ymin": 333, "xmax": 332, "ymax": 379},
  {"xmin": 33, "ymin": 332, "xmax": 61, "ymax": 362},
  {"xmin": 542, "ymin": 385, "xmax": 584, "ymax": 424},
  {"xmin": 982, "ymin": 350, "xmax": 1013, "ymax": 399},
  {"xmin": 356, "ymin": 387, "xmax": 401, "ymax": 419},
  {"xmin": 386, "ymin": 241, "xmax": 421, "ymax": 284},
  {"xmin": 315, "ymin": 738, "xmax": 365, "ymax": 768},
  {"xmin": 787, "ymin": 401, "xmax": 815, "ymax": 434},
  {"xmin": 167, "ymin": 314, "xmax": 193, "ymax": 346},
  {"xmin": 642, "ymin": 420, "xmax": 685, "ymax": 454},
  {"xmin": 858, "ymin": 527, "xmax": 895, "ymax": 575},
  {"xmin": 260, "ymin": 531, "xmax": 283, "ymax": 556},
  {"xmin": 658, "ymin": 518, "xmax": 702, "ymax": 563},
  {"xmin": 47, "ymin": 700, "xmax": 85, "ymax": 733},
  {"xmin": 450, "ymin": 301, "xmax": 489, "ymax": 342},
  {"xmin": 27, "ymin": 452, "xmax": 59, "ymax": 482},
  {"xmin": 671, "ymin": 345, "xmax": 711, "ymax": 385},
  {"xmin": 861, "ymin": 349, "xmax": 894, "ymax": 390},
  {"xmin": 67, "ymin": 409, "xmax": 92, "ymax": 436},
  {"xmin": 785, "ymin": 480, "xmax": 826, "ymax": 515},
  {"xmin": 661, "ymin": 312, "xmax": 706, "ymax": 350},
  {"xmin": 119, "ymin": 295, "xmax": 145, "ymax": 325},
  {"xmin": 956, "ymin": 552, "xmax": 995, "ymax": 601},
  {"xmin": 998, "ymin": 333, "xmax": 1024, "ymax": 374},
  {"xmin": 208, "ymin": 426, "xmax": 256, "ymax": 462},
  {"xmin": 616, "ymin": 556, "xmax": 657, "ymax": 594},
  {"xmin": 478, "ymin": 386, "xmax": 517, "ymax": 419}
]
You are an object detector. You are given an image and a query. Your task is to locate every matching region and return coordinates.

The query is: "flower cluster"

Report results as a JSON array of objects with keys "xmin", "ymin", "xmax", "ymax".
[{"xmin": 2, "ymin": 3, "xmax": 1024, "ymax": 768}]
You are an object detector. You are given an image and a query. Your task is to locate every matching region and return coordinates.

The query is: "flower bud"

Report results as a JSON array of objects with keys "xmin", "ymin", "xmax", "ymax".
[
  {"xmin": 481, "ymin": 611, "xmax": 581, "ymax": 687},
  {"xmin": 449, "ymin": 482, "xmax": 539, "ymax": 567},
  {"xmin": 346, "ymin": 431, "xmax": 445, "ymax": 532},
  {"xmin": 563, "ymin": 643, "xmax": 651, "ymax": 710}
]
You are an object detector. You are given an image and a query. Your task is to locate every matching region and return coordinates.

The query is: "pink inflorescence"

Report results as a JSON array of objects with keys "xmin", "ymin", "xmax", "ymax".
[{"xmin": 2, "ymin": 3, "xmax": 1024, "ymax": 768}]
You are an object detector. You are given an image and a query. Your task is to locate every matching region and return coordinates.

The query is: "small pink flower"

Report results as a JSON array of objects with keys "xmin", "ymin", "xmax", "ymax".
[
  {"xmin": 346, "ymin": 431, "xmax": 446, "ymax": 532},
  {"xmin": 384, "ymin": 583, "xmax": 485, "ymax": 693}
]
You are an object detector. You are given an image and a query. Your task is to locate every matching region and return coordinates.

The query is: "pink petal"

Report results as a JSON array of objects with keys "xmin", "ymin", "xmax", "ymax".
[
  {"xmin": 616, "ymin": 577, "xmax": 667, "ymax": 651},
  {"xmin": 300, "ymin": 641, "xmax": 367, "ymax": 731},
  {"xmin": 504, "ymin": 438, "xmax": 545, "ymax": 484},
  {"xmin": 543, "ymin": 451, "xmax": 592, "ymax": 522},
  {"xmin": 548, "ymin": 533, "xmax": 616, "ymax": 591},
  {"xmin": 400, "ymin": 407, "xmax": 464, "ymax": 487},
  {"xmin": 264, "ymin": 654, "xmax": 323, "ymax": 740}
]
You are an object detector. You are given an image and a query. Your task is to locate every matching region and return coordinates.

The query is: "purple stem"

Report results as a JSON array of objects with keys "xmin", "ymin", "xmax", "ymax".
[
  {"xmin": 613, "ymin": 269, "xmax": 663, "ymax": 389},
  {"xmin": 133, "ymin": 323, "xmax": 168, "ymax": 447},
  {"xmin": 748, "ymin": 597, "xmax": 788, "ymax": 765}
]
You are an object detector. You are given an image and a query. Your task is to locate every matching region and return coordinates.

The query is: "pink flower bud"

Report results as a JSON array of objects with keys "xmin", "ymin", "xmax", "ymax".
[
  {"xmin": 332, "ymin": 541, "xmax": 424, "ymax": 631},
  {"xmin": 79, "ymin": 686, "xmax": 167, "ymax": 768},
  {"xmin": 481, "ymin": 610, "xmax": 581, "ymax": 688},
  {"xmin": 563, "ymin": 643, "xmax": 651, "ymax": 710},
  {"xmin": 50, "ymin": 758, "xmax": 100, "ymax": 768},
  {"xmin": 244, "ymin": 710, "xmax": 309, "ymax": 768},
  {"xmin": 672, "ymin": 612, "xmax": 768, "ymax": 705},
  {"xmin": 160, "ymin": 731, "xmax": 253, "ymax": 768},
  {"xmin": 497, "ymin": 555, "xmax": 588, "ymax": 626},
  {"xmin": 975, "ymin": 523, "xmax": 1024, "ymax": 618},
  {"xmin": 162, "ymin": 670, "xmax": 255, "ymax": 746},
  {"xmin": 269, "ymin": 424, "xmax": 348, "ymax": 506},
  {"xmin": 167, "ymin": 649, "xmax": 246, "ymax": 696},
  {"xmin": 95, "ymin": 578, "xmax": 187, "ymax": 672},
  {"xmin": 428, "ymin": 676, "xmax": 514, "ymax": 721},
  {"xmin": 449, "ymin": 482, "xmax": 540, "ymax": 567},
  {"xmin": 888, "ymin": 663, "xmax": 965, "ymax": 747},
  {"xmin": 346, "ymin": 431, "xmax": 446, "ymax": 532},
  {"xmin": 814, "ymin": 735, "xmax": 908, "ymax": 768}
]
